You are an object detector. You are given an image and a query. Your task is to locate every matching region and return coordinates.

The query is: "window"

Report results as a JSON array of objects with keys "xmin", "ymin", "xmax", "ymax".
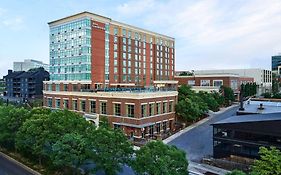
[
  {"xmin": 169, "ymin": 101, "xmax": 173, "ymax": 112},
  {"xmin": 188, "ymin": 80, "xmax": 195, "ymax": 86},
  {"xmin": 100, "ymin": 102, "xmax": 107, "ymax": 115},
  {"xmin": 114, "ymin": 103, "xmax": 121, "ymax": 116},
  {"xmin": 90, "ymin": 101, "xmax": 96, "ymax": 113},
  {"xmin": 213, "ymin": 80, "xmax": 223, "ymax": 87},
  {"xmin": 80, "ymin": 100, "xmax": 86, "ymax": 112},
  {"xmin": 163, "ymin": 102, "xmax": 167, "ymax": 113},
  {"xmin": 200, "ymin": 80, "xmax": 210, "ymax": 86},
  {"xmin": 149, "ymin": 103, "xmax": 154, "ymax": 116},
  {"xmin": 48, "ymin": 98, "xmax": 52, "ymax": 107},
  {"xmin": 73, "ymin": 84, "xmax": 78, "ymax": 91},
  {"xmin": 72, "ymin": 100, "xmax": 78, "ymax": 110},
  {"xmin": 56, "ymin": 84, "xmax": 60, "ymax": 91},
  {"xmin": 231, "ymin": 80, "xmax": 238, "ymax": 90},
  {"xmin": 63, "ymin": 99, "xmax": 69, "ymax": 109},
  {"xmin": 156, "ymin": 123, "xmax": 161, "ymax": 133},
  {"xmin": 114, "ymin": 27, "xmax": 118, "ymax": 35},
  {"xmin": 156, "ymin": 102, "xmax": 161, "ymax": 114},
  {"xmin": 55, "ymin": 99, "xmax": 60, "ymax": 108},
  {"xmin": 141, "ymin": 104, "xmax": 147, "ymax": 117},
  {"xmin": 127, "ymin": 104, "xmax": 134, "ymax": 117},
  {"xmin": 63, "ymin": 84, "xmax": 68, "ymax": 91},
  {"xmin": 163, "ymin": 121, "xmax": 167, "ymax": 131}
]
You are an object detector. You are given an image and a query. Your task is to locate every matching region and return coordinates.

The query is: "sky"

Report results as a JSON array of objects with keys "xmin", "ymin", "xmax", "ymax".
[{"xmin": 1, "ymin": 0, "xmax": 281, "ymax": 77}]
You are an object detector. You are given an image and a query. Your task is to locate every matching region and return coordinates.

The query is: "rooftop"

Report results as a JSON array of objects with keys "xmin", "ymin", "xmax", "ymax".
[
  {"xmin": 213, "ymin": 112, "xmax": 281, "ymax": 125},
  {"xmin": 238, "ymin": 100, "xmax": 281, "ymax": 114},
  {"xmin": 48, "ymin": 11, "xmax": 174, "ymax": 40}
]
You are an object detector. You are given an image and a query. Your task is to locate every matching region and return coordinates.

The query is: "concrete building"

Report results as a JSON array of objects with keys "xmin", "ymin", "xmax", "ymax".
[
  {"xmin": 43, "ymin": 11, "xmax": 177, "ymax": 140},
  {"xmin": 4, "ymin": 68, "xmax": 49, "ymax": 100},
  {"xmin": 183, "ymin": 69, "xmax": 272, "ymax": 95},
  {"xmin": 13, "ymin": 59, "xmax": 49, "ymax": 72}
]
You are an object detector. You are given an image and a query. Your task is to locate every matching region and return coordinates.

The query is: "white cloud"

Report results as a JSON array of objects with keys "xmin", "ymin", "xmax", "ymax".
[
  {"xmin": 0, "ymin": 7, "xmax": 25, "ymax": 31},
  {"xmin": 2, "ymin": 16, "xmax": 24, "ymax": 30},
  {"xmin": 115, "ymin": 0, "xmax": 281, "ymax": 70},
  {"xmin": 116, "ymin": 0, "xmax": 156, "ymax": 17}
]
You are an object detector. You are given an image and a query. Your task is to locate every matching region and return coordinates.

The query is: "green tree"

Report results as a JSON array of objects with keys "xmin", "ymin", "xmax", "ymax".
[
  {"xmin": 251, "ymin": 147, "xmax": 281, "ymax": 175},
  {"xmin": 198, "ymin": 91, "xmax": 219, "ymax": 112},
  {"xmin": 212, "ymin": 91, "xmax": 225, "ymax": 106},
  {"xmin": 99, "ymin": 115, "xmax": 110, "ymax": 129},
  {"xmin": 89, "ymin": 128, "xmax": 133, "ymax": 175},
  {"xmin": 51, "ymin": 133, "xmax": 90, "ymax": 175},
  {"xmin": 178, "ymin": 85, "xmax": 194, "ymax": 101},
  {"xmin": 175, "ymin": 98, "xmax": 201, "ymax": 121},
  {"xmin": 16, "ymin": 109, "xmax": 93, "ymax": 165},
  {"xmin": 131, "ymin": 141, "xmax": 188, "ymax": 175},
  {"xmin": 221, "ymin": 86, "xmax": 235, "ymax": 106},
  {"xmin": 0, "ymin": 105, "xmax": 29, "ymax": 150},
  {"xmin": 272, "ymin": 73, "xmax": 280, "ymax": 95},
  {"xmin": 226, "ymin": 170, "xmax": 247, "ymax": 175}
]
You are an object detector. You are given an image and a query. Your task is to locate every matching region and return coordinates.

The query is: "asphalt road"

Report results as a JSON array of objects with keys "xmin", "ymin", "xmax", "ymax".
[
  {"xmin": 168, "ymin": 106, "xmax": 239, "ymax": 162},
  {"xmin": 0, "ymin": 153, "xmax": 35, "ymax": 175}
]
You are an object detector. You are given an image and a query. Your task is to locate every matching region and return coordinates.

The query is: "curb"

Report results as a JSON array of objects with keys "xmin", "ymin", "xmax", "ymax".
[
  {"xmin": 163, "ymin": 104, "xmax": 238, "ymax": 144},
  {"xmin": 0, "ymin": 151, "xmax": 41, "ymax": 175}
]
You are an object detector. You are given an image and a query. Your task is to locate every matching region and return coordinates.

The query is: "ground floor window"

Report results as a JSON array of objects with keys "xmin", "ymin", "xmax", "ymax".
[
  {"xmin": 80, "ymin": 100, "xmax": 86, "ymax": 112},
  {"xmin": 55, "ymin": 99, "xmax": 60, "ymax": 108},
  {"xmin": 72, "ymin": 100, "xmax": 78, "ymax": 110},
  {"xmin": 90, "ymin": 101, "xmax": 96, "ymax": 113},
  {"xmin": 63, "ymin": 99, "xmax": 69, "ymax": 109},
  {"xmin": 100, "ymin": 102, "xmax": 107, "ymax": 115},
  {"xmin": 48, "ymin": 98, "xmax": 52, "ymax": 108}
]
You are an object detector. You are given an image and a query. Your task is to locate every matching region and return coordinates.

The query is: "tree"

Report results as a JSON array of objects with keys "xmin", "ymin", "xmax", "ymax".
[
  {"xmin": 178, "ymin": 85, "xmax": 194, "ymax": 101},
  {"xmin": 198, "ymin": 91, "xmax": 219, "ymax": 112},
  {"xmin": 272, "ymin": 73, "xmax": 280, "ymax": 95},
  {"xmin": 131, "ymin": 141, "xmax": 188, "ymax": 175},
  {"xmin": 251, "ymin": 147, "xmax": 281, "ymax": 175},
  {"xmin": 16, "ymin": 110, "xmax": 93, "ymax": 165},
  {"xmin": 51, "ymin": 133, "xmax": 90, "ymax": 175},
  {"xmin": 221, "ymin": 86, "xmax": 235, "ymax": 106},
  {"xmin": 0, "ymin": 105, "xmax": 29, "ymax": 150},
  {"xmin": 89, "ymin": 128, "xmax": 133, "ymax": 175},
  {"xmin": 226, "ymin": 170, "xmax": 247, "ymax": 175},
  {"xmin": 212, "ymin": 91, "xmax": 225, "ymax": 106},
  {"xmin": 175, "ymin": 98, "xmax": 201, "ymax": 121},
  {"xmin": 99, "ymin": 115, "xmax": 110, "ymax": 129}
]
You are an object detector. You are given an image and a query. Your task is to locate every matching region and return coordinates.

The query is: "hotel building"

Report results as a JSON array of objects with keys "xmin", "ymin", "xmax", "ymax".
[{"xmin": 43, "ymin": 12, "xmax": 177, "ymax": 140}]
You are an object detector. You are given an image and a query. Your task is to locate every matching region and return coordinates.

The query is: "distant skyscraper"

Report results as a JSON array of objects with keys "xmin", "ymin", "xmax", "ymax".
[
  {"xmin": 13, "ymin": 59, "xmax": 49, "ymax": 72},
  {"xmin": 272, "ymin": 55, "xmax": 281, "ymax": 74}
]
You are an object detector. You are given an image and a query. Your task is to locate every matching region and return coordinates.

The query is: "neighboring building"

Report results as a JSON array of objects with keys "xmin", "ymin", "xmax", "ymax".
[
  {"xmin": 43, "ymin": 11, "xmax": 177, "ymax": 140},
  {"xmin": 0, "ymin": 78, "xmax": 5, "ymax": 96},
  {"xmin": 13, "ymin": 59, "xmax": 49, "ymax": 72},
  {"xmin": 212, "ymin": 113, "xmax": 281, "ymax": 159},
  {"xmin": 4, "ymin": 68, "xmax": 49, "ymax": 100},
  {"xmin": 181, "ymin": 69, "xmax": 272, "ymax": 95},
  {"xmin": 271, "ymin": 55, "xmax": 281, "ymax": 73},
  {"xmin": 175, "ymin": 74, "xmax": 254, "ymax": 99}
]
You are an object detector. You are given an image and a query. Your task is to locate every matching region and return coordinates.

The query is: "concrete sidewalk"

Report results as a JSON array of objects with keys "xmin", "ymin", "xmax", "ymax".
[
  {"xmin": 163, "ymin": 104, "xmax": 238, "ymax": 144},
  {"xmin": 0, "ymin": 151, "xmax": 41, "ymax": 175}
]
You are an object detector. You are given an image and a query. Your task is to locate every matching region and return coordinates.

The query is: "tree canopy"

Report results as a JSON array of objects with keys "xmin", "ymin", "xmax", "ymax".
[{"xmin": 131, "ymin": 141, "xmax": 188, "ymax": 175}]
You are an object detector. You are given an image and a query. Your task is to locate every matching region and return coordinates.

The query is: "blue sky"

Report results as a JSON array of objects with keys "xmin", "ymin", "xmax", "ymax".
[{"xmin": 1, "ymin": 0, "xmax": 281, "ymax": 77}]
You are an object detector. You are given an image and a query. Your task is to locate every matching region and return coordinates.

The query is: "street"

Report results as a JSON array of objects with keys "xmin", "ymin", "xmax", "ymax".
[
  {"xmin": 168, "ymin": 106, "xmax": 239, "ymax": 162},
  {"xmin": 0, "ymin": 153, "xmax": 36, "ymax": 175}
]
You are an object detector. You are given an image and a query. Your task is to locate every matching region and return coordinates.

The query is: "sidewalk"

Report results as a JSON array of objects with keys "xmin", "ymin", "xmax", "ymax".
[
  {"xmin": 0, "ymin": 151, "xmax": 41, "ymax": 175},
  {"xmin": 163, "ymin": 104, "xmax": 238, "ymax": 144}
]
